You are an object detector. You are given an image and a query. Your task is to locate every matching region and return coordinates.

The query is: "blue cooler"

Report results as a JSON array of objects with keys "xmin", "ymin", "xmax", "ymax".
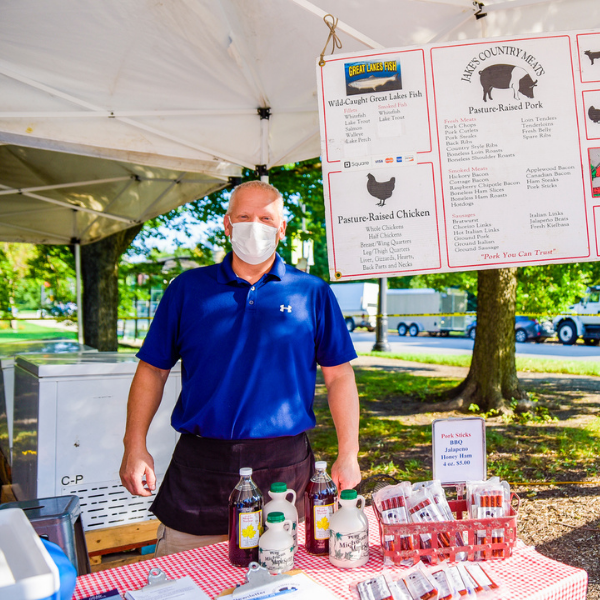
[{"xmin": 0, "ymin": 507, "xmax": 76, "ymax": 600}]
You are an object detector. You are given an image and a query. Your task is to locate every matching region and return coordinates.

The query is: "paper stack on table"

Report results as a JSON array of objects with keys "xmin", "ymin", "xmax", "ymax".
[
  {"xmin": 124, "ymin": 576, "xmax": 210, "ymax": 600},
  {"xmin": 224, "ymin": 572, "xmax": 338, "ymax": 600}
]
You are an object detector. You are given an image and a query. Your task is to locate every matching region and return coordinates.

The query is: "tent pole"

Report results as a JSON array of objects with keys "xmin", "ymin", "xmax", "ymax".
[
  {"xmin": 259, "ymin": 108, "xmax": 270, "ymax": 183},
  {"xmin": 75, "ymin": 243, "xmax": 84, "ymax": 345}
]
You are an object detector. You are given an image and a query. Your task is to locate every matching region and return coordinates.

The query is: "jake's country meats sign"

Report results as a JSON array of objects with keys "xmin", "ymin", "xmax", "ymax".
[{"xmin": 317, "ymin": 29, "xmax": 600, "ymax": 281}]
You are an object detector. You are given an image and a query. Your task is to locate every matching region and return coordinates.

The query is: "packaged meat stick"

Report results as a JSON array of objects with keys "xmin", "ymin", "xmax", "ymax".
[
  {"xmin": 412, "ymin": 480, "xmax": 468, "ymax": 561},
  {"xmin": 394, "ymin": 563, "xmax": 439, "ymax": 600},
  {"xmin": 467, "ymin": 478, "xmax": 510, "ymax": 559},
  {"xmin": 373, "ymin": 482, "xmax": 415, "ymax": 564},
  {"xmin": 406, "ymin": 488, "xmax": 451, "ymax": 562}
]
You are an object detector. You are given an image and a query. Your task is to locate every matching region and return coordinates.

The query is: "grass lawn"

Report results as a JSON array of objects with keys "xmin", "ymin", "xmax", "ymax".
[
  {"xmin": 364, "ymin": 350, "xmax": 600, "ymax": 377},
  {"xmin": 308, "ymin": 363, "xmax": 600, "ymax": 486},
  {"xmin": 0, "ymin": 320, "xmax": 77, "ymax": 343}
]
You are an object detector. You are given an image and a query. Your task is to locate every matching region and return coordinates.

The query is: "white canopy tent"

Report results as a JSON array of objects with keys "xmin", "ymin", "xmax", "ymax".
[
  {"xmin": 0, "ymin": 0, "xmax": 599, "ymax": 343},
  {"xmin": 2, "ymin": 0, "xmax": 599, "ymax": 181},
  {"xmin": 0, "ymin": 143, "xmax": 239, "ymax": 341},
  {"xmin": 0, "ymin": 144, "xmax": 239, "ymax": 246}
]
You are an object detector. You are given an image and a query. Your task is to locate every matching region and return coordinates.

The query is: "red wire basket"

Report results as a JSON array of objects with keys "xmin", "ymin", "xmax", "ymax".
[{"xmin": 374, "ymin": 494, "xmax": 520, "ymax": 566}]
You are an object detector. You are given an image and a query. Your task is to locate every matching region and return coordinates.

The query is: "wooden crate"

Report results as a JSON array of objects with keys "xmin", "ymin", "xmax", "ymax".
[
  {"xmin": 0, "ymin": 447, "xmax": 11, "ymax": 488},
  {"xmin": 85, "ymin": 520, "xmax": 160, "ymax": 572},
  {"xmin": 0, "ymin": 483, "xmax": 17, "ymax": 504}
]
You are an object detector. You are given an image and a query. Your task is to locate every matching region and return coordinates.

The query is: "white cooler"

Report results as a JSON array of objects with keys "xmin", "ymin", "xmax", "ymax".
[
  {"xmin": 0, "ymin": 340, "xmax": 97, "ymax": 466},
  {"xmin": 11, "ymin": 352, "xmax": 181, "ymax": 531}
]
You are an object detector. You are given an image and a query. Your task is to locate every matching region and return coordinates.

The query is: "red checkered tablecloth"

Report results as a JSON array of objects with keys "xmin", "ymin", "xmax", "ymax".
[{"xmin": 74, "ymin": 507, "xmax": 587, "ymax": 600}]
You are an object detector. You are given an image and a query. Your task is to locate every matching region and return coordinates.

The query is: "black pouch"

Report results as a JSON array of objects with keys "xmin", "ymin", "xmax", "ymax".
[{"xmin": 151, "ymin": 432, "xmax": 314, "ymax": 536}]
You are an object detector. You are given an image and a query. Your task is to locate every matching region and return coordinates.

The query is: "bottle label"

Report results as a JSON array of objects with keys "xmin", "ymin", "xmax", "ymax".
[
  {"xmin": 259, "ymin": 547, "xmax": 294, "ymax": 573},
  {"xmin": 329, "ymin": 529, "xmax": 369, "ymax": 563},
  {"xmin": 238, "ymin": 510, "xmax": 262, "ymax": 549},
  {"xmin": 313, "ymin": 504, "xmax": 334, "ymax": 540}
]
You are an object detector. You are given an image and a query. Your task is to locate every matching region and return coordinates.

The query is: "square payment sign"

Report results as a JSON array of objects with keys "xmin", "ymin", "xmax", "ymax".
[{"xmin": 432, "ymin": 417, "xmax": 486, "ymax": 484}]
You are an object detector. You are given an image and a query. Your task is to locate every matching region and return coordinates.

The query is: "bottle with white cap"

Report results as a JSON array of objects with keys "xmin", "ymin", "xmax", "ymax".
[
  {"xmin": 304, "ymin": 460, "xmax": 337, "ymax": 555},
  {"xmin": 264, "ymin": 482, "xmax": 298, "ymax": 553},
  {"xmin": 258, "ymin": 511, "xmax": 295, "ymax": 574},
  {"xmin": 228, "ymin": 467, "xmax": 263, "ymax": 567}
]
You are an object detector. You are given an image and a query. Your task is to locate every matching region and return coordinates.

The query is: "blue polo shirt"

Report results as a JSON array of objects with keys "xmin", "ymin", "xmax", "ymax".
[{"xmin": 137, "ymin": 253, "xmax": 357, "ymax": 440}]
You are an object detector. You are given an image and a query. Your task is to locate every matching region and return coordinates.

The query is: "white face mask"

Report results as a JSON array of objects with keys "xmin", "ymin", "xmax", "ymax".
[{"xmin": 229, "ymin": 221, "xmax": 279, "ymax": 265}]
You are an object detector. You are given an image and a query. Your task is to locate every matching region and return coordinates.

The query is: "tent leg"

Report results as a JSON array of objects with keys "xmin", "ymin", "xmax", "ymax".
[{"xmin": 75, "ymin": 243, "xmax": 84, "ymax": 345}]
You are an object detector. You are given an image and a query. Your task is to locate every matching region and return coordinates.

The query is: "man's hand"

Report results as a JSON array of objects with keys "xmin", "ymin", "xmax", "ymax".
[
  {"xmin": 120, "ymin": 446, "xmax": 156, "ymax": 496},
  {"xmin": 331, "ymin": 452, "xmax": 361, "ymax": 492}
]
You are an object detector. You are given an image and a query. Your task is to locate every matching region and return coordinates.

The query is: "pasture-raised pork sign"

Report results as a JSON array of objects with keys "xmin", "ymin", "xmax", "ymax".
[{"xmin": 317, "ymin": 29, "xmax": 600, "ymax": 280}]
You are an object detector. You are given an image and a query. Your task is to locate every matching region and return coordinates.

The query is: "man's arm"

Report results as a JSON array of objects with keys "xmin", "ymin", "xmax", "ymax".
[
  {"xmin": 321, "ymin": 362, "xmax": 361, "ymax": 491},
  {"xmin": 120, "ymin": 360, "xmax": 171, "ymax": 496}
]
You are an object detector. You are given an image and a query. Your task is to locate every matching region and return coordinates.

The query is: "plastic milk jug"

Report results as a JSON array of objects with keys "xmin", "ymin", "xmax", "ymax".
[
  {"xmin": 264, "ymin": 482, "xmax": 298, "ymax": 553},
  {"xmin": 328, "ymin": 489, "xmax": 369, "ymax": 568},
  {"xmin": 258, "ymin": 512, "xmax": 295, "ymax": 574}
]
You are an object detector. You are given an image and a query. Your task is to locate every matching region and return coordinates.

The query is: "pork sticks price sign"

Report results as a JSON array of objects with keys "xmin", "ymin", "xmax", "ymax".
[
  {"xmin": 317, "ymin": 30, "xmax": 600, "ymax": 280},
  {"xmin": 432, "ymin": 417, "xmax": 486, "ymax": 485}
]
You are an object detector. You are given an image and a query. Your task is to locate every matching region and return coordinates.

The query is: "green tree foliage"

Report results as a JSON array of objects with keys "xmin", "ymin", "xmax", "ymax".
[
  {"xmin": 403, "ymin": 263, "xmax": 600, "ymax": 316},
  {"xmin": 0, "ymin": 243, "xmax": 71, "ymax": 316},
  {"xmin": 516, "ymin": 263, "xmax": 600, "ymax": 314},
  {"xmin": 26, "ymin": 245, "xmax": 76, "ymax": 309}
]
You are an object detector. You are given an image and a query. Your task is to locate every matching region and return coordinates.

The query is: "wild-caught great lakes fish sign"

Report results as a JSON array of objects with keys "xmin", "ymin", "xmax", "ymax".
[{"xmin": 317, "ymin": 29, "xmax": 600, "ymax": 280}]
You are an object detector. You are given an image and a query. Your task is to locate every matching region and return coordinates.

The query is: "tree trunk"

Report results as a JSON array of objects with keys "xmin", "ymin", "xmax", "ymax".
[
  {"xmin": 80, "ymin": 226, "xmax": 143, "ymax": 351},
  {"xmin": 449, "ymin": 268, "xmax": 527, "ymax": 412}
]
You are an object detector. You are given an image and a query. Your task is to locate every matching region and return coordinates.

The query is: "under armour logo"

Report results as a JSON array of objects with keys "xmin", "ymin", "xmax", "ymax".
[{"xmin": 280, "ymin": 305, "xmax": 292, "ymax": 313}]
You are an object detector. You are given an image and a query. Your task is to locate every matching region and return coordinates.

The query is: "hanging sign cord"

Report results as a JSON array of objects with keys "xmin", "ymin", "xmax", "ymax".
[{"xmin": 319, "ymin": 14, "xmax": 342, "ymax": 66}]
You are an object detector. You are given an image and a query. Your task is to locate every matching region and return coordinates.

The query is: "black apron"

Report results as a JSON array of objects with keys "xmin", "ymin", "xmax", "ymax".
[{"xmin": 151, "ymin": 432, "xmax": 315, "ymax": 536}]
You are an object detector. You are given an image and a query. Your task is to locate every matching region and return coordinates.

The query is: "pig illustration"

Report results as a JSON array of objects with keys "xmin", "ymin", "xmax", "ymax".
[
  {"xmin": 585, "ymin": 50, "xmax": 600, "ymax": 66},
  {"xmin": 479, "ymin": 64, "xmax": 537, "ymax": 102}
]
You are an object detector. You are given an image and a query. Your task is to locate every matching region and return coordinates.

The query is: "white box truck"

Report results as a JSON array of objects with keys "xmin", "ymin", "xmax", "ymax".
[
  {"xmin": 387, "ymin": 288, "xmax": 468, "ymax": 336},
  {"xmin": 553, "ymin": 286, "xmax": 600, "ymax": 345},
  {"xmin": 330, "ymin": 282, "xmax": 379, "ymax": 332}
]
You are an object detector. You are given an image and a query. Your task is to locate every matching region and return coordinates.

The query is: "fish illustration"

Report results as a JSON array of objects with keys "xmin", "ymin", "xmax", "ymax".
[{"xmin": 348, "ymin": 74, "xmax": 398, "ymax": 91}]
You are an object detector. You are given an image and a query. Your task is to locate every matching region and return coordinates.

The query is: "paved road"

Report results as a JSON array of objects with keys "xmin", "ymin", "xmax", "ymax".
[{"xmin": 351, "ymin": 330, "xmax": 600, "ymax": 360}]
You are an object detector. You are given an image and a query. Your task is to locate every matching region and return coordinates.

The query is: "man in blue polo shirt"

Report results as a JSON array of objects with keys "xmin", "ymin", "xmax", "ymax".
[{"xmin": 120, "ymin": 180, "xmax": 360, "ymax": 556}]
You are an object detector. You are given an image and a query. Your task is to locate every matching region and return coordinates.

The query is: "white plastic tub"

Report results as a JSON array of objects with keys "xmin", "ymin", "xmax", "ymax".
[{"xmin": 0, "ymin": 508, "xmax": 59, "ymax": 600}]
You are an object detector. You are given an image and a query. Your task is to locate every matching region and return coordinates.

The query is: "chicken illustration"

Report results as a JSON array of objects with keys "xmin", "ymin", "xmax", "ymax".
[
  {"xmin": 367, "ymin": 173, "xmax": 396, "ymax": 207},
  {"xmin": 589, "ymin": 105, "xmax": 600, "ymax": 124}
]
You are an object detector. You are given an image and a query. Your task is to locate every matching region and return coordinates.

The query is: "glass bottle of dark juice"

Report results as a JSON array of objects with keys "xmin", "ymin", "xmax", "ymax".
[
  {"xmin": 304, "ymin": 460, "xmax": 338, "ymax": 555},
  {"xmin": 228, "ymin": 467, "xmax": 263, "ymax": 567}
]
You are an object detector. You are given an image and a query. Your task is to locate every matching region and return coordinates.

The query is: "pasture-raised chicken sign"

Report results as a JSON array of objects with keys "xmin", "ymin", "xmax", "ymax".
[{"xmin": 317, "ymin": 29, "xmax": 600, "ymax": 280}]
